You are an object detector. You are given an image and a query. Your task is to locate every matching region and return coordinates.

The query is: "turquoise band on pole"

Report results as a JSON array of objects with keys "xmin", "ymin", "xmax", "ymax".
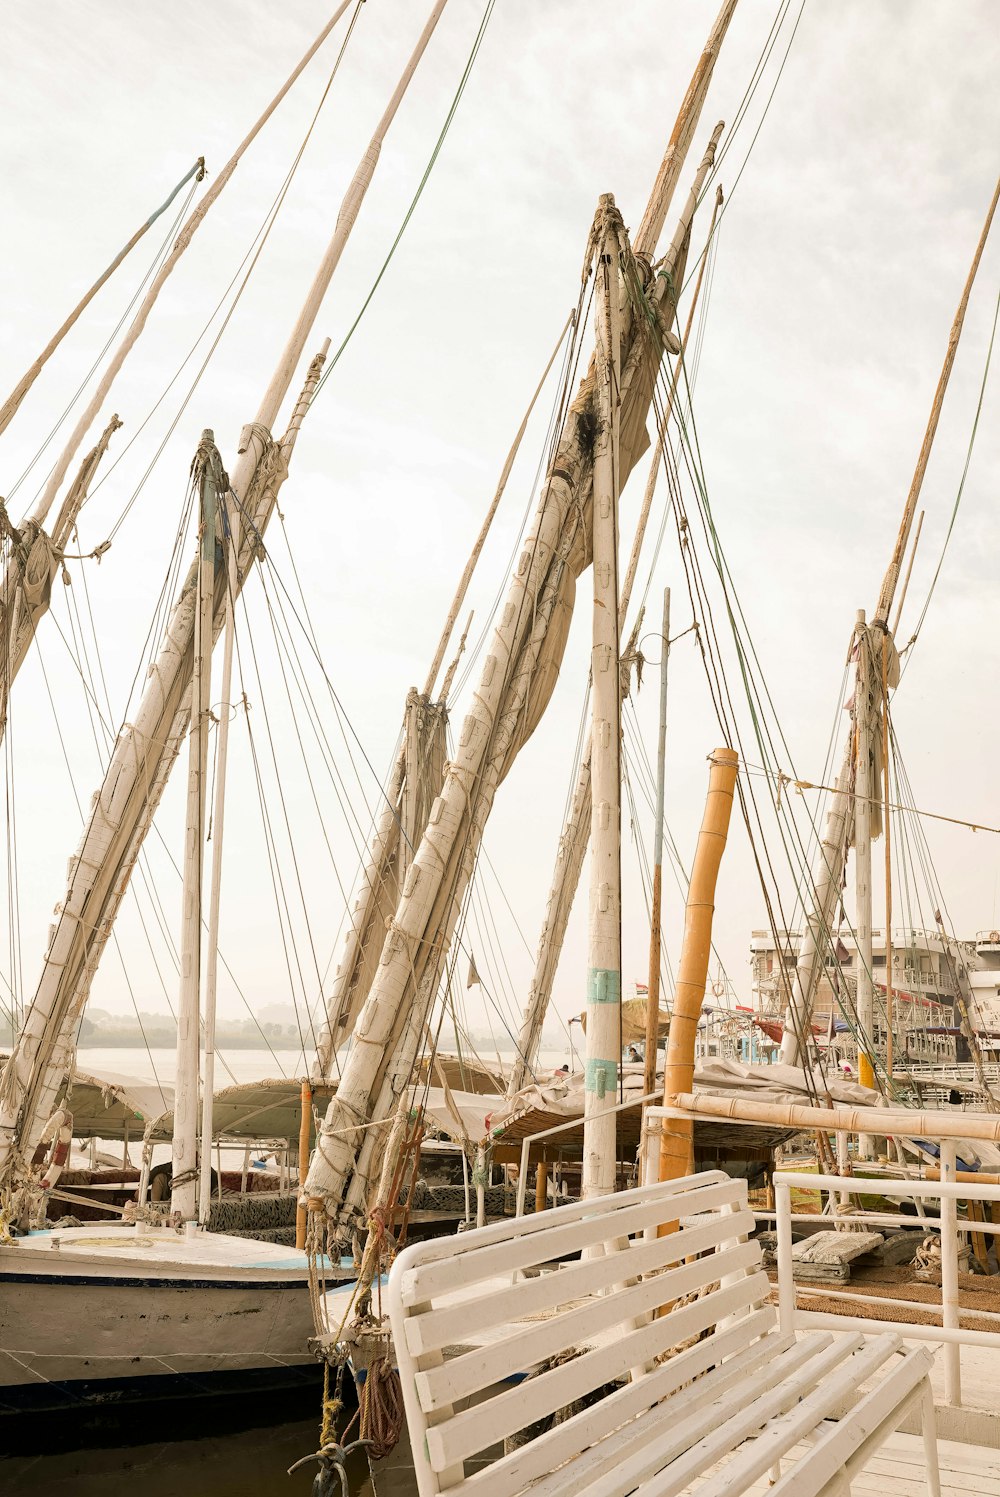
[
  {"xmin": 586, "ymin": 967, "xmax": 621, "ymax": 1004},
  {"xmin": 585, "ymin": 1058, "xmax": 618, "ymax": 1097}
]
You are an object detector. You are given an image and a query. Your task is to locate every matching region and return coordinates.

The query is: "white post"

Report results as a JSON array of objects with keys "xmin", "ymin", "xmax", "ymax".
[
  {"xmin": 776, "ymin": 1179, "xmax": 795, "ymax": 1337},
  {"xmin": 583, "ymin": 200, "xmax": 622, "ymax": 1201},
  {"xmin": 171, "ymin": 434, "xmax": 220, "ymax": 1223},
  {"xmin": 940, "ymin": 1140, "xmax": 962, "ymax": 1406},
  {"xmin": 854, "ymin": 610, "xmax": 876, "ymax": 1156},
  {"xmin": 198, "ymin": 485, "xmax": 240, "ymax": 1226}
]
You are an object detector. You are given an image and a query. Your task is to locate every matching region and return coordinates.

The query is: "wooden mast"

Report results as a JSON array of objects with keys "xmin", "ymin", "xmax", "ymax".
[
  {"xmin": 172, "ymin": 433, "xmax": 221, "ymax": 1223},
  {"xmin": 643, "ymin": 587, "xmax": 670, "ymax": 1101},
  {"xmin": 853, "ymin": 610, "xmax": 876, "ymax": 1155},
  {"xmin": 659, "ymin": 748, "xmax": 738, "ymax": 1182},
  {"xmin": 583, "ymin": 197, "xmax": 623, "ymax": 1200},
  {"xmin": 779, "ymin": 173, "xmax": 1000, "ymax": 1068}
]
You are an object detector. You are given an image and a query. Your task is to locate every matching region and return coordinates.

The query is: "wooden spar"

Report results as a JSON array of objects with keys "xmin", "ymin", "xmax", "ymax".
[
  {"xmin": 632, "ymin": 0, "xmax": 737, "ymax": 259},
  {"xmin": 780, "ymin": 178, "xmax": 999, "ymax": 1067},
  {"xmin": 0, "ymin": 412, "xmax": 121, "ymax": 744},
  {"xmin": 873, "ymin": 173, "xmax": 1000, "ymax": 627},
  {"xmin": 198, "ymin": 478, "xmax": 241, "ymax": 1226},
  {"xmin": 424, "ymin": 311, "xmax": 574, "ymax": 700},
  {"xmin": 0, "ymin": 345, "xmax": 329, "ymax": 1182},
  {"xmin": 305, "ymin": 23, "xmax": 735, "ymax": 1235},
  {"xmin": 854, "ymin": 612, "xmax": 876, "ymax": 1104},
  {"xmin": 258, "ymin": 0, "xmax": 450, "ymax": 434},
  {"xmin": 582, "ymin": 198, "xmax": 623, "ymax": 1201},
  {"xmin": 665, "ymin": 1089, "xmax": 1000, "ymax": 1144},
  {"xmin": 891, "ymin": 509, "xmax": 924, "ymax": 639},
  {"xmin": 643, "ymin": 588, "xmax": 670, "ymax": 1101},
  {"xmin": 172, "ymin": 433, "xmax": 221, "ymax": 1223},
  {"xmin": 26, "ymin": 1, "xmax": 356, "ymax": 538},
  {"xmin": 506, "ymin": 134, "xmax": 723, "ymax": 1099},
  {"xmin": 659, "ymin": 748, "xmax": 738, "ymax": 1183},
  {"xmin": 0, "ymin": 1, "xmax": 440, "ymax": 1178},
  {"xmin": 0, "ymin": 159, "xmax": 205, "ymax": 440},
  {"xmin": 619, "ymin": 185, "xmax": 723, "ymax": 624}
]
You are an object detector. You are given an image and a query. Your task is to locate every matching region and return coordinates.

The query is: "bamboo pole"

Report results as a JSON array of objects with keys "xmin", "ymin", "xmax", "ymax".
[
  {"xmin": 854, "ymin": 612, "xmax": 876, "ymax": 1116},
  {"xmin": 644, "ymin": 588, "xmax": 670, "ymax": 1101},
  {"xmin": 535, "ymin": 1160, "xmax": 547, "ymax": 1214},
  {"xmin": 665, "ymin": 1090, "xmax": 1000, "ymax": 1143},
  {"xmin": 779, "ymin": 174, "xmax": 999, "ymax": 1067},
  {"xmin": 198, "ymin": 481, "xmax": 241, "ymax": 1226},
  {"xmin": 0, "ymin": 159, "xmax": 205, "ymax": 439},
  {"xmin": 891, "ymin": 509, "xmax": 924, "ymax": 639},
  {"xmin": 297, "ymin": 1079, "xmax": 313, "ymax": 1251},
  {"xmin": 881, "ymin": 636, "xmax": 894, "ymax": 1079},
  {"xmin": 27, "ymin": 1, "xmax": 357, "ymax": 536},
  {"xmin": 659, "ymin": 747, "xmax": 738, "ymax": 1182},
  {"xmin": 171, "ymin": 433, "xmax": 221, "ymax": 1223},
  {"xmin": 583, "ymin": 198, "xmax": 623, "ymax": 1201}
]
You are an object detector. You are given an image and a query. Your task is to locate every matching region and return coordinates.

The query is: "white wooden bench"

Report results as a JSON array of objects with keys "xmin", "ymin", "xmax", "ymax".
[{"xmin": 386, "ymin": 1171, "xmax": 941, "ymax": 1497}]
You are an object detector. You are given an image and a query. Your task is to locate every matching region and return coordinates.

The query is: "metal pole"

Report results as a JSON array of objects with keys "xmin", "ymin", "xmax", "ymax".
[{"xmin": 644, "ymin": 589, "xmax": 670, "ymax": 1101}]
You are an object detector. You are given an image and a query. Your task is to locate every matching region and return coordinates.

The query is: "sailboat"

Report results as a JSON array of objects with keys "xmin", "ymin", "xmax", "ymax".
[{"xmin": 0, "ymin": 0, "xmax": 457, "ymax": 1415}]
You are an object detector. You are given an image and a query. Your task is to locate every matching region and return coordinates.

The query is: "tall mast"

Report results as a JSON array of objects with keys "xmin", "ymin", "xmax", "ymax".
[
  {"xmin": 506, "ymin": 126, "xmax": 723, "ymax": 1097},
  {"xmin": 643, "ymin": 587, "xmax": 670, "ymax": 1100},
  {"xmin": 172, "ymin": 433, "xmax": 221, "ymax": 1223},
  {"xmin": 853, "ymin": 610, "xmax": 876, "ymax": 1154},
  {"xmin": 0, "ymin": 2, "xmax": 448, "ymax": 1184},
  {"xmin": 582, "ymin": 198, "xmax": 623, "ymax": 1200},
  {"xmin": 304, "ymin": 74, "xmax": 736, "ymax": 1241},
  {"xmin": 779, "ymin": 173, "xmax": 1000, "ymax": 1067}
]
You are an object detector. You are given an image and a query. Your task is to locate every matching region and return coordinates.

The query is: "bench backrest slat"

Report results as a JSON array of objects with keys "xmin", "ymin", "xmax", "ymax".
[
  {"xmin": 406, "ymin": 1204, "xmax": 756, "ymax": 1359},
  {"xmin": 399, "ymin": 1172, "xmax": 732, "ymax": 1306},
  {"xmin": 386, "ymin": 1175, "xmax": 771, "ymax": 1496},
  {"xmin": 416, "ymin": 1237, "xmax": 762, "ymax": 1414}
]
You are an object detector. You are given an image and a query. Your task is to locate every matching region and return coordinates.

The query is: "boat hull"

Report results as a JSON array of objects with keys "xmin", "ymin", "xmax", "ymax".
[{"xmin": 0, "ymin": 1224, "xmax": 331, "ymax": 1412}]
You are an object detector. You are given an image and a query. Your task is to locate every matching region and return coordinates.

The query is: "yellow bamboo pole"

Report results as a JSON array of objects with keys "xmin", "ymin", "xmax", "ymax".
[{"xmin": 659, "ymin": 747, "xmax": 738, "ymax": 1182}]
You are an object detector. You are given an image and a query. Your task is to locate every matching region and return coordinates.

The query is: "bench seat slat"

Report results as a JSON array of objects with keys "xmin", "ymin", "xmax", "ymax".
[
  {"xmin": 400, "ymin": 1176, "xmax": 737, "ymax": 1306},
  {"xmin": 424, "ymin": 1271, "xmax": 773, "ymax": 1470},
  {"xmin": 612, "ymin": 1333, "xmax": 873, "ymax": 1497},
  {"xmin": 406, "ymin": 1207, "xmax": 756, "ymax": 1358},
  {"xmin": 767, "ymin": 1346, "xmax": 935, "ymax": 1497},
  {"xmin": 416, "ymin": 1237, "xmax": 762, "ymax": 1414},
  {"xmin": 503, "ymin": 1331, "xmax": 827, "ymax": 1497},
  {"xmin": 458, "ymin": 1315, "xmax": 788, "ymax": 1497},
  {"xmin": 689, "ymin": 1333, "xmax": 905, "ymax": 1497}
]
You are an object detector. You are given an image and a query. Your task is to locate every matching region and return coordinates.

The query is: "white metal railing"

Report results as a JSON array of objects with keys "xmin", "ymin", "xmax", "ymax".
[
  {"xmin": 640, "ymin": 1102, "xmax": 1000, "ymax": 1413},
  {"xmin": 511, "ymin": 1090, "xmax": 660, "ymax": 1217}
]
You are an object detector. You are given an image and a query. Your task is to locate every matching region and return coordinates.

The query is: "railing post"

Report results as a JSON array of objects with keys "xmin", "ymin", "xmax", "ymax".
[
  {"xmin": 940, "ymin": 1140, "xmax": 962, "ymax": 1406},
  {"xmin": 776, "ymin": 1179, "xmax": 795, "ymax": 1336}
]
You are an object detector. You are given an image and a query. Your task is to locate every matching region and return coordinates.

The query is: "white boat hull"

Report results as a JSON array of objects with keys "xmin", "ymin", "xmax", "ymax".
[{"xmin": 0, "ymin": 1224, "xmax": 339, "ymax": 1412}]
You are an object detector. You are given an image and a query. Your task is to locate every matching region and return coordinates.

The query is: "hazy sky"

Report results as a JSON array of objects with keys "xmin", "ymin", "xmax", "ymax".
[{"xmin": 1, "ymin": 1, "xmax": 998, "ymax": 1069}]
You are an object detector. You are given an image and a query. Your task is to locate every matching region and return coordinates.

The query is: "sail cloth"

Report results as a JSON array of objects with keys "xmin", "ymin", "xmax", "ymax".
[
  {"xmin": 0, "ymin": 416, "xmax": 120, "ymax": 743},
  {"xmin": 304, "ymin": 190, "xmax": 710, "ymax": 1242},
  {"xmin": 313, "ymin": 689, "xmax": 447, "ymax": 1071},
  {"xmin": 0, "ymin": 360, "xmax": 325, "ymax": 1190}
]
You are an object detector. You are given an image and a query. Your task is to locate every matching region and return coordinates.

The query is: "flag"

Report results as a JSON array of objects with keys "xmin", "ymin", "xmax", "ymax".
[
  {"xmin": 635, "ymin": 981, "xmax": 648, "ymax": 995},
  {"xmin": 467, "ymin": 952, "xmax": 481, "ymax": 989}
]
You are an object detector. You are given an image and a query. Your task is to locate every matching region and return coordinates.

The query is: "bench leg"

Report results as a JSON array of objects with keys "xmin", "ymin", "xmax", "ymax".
[
  {"xmin": 769, "ymin": 1460, "xmax": 781, "ymax": 1486},
  {"xmin": 920, "ymin": 1379, "xmax": 942, "ymax": 1497}
]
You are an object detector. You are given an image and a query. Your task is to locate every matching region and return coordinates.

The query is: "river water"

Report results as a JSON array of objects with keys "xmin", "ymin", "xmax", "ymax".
[{"xmin": 2, "ymin": 1045, "xmax": 572, "ymax": 1494}]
